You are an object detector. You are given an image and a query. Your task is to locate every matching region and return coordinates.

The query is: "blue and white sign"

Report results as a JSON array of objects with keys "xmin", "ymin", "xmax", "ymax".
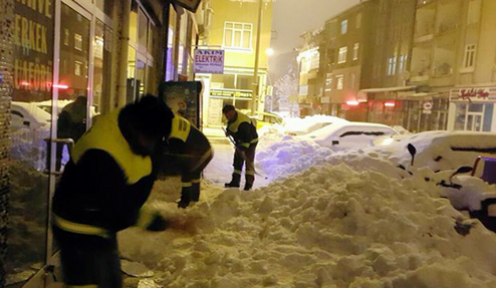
[{"xmin": 194, "ymin": 49, "xmax": 225, "ymax": 74}]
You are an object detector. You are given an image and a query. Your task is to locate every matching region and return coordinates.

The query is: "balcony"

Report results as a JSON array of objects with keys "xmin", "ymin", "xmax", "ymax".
[
  {"xmin": 437, "ymin": 22, "xmax": 458, "ymax": 35},
  {"xmin": 411, "ymin": 75, "xmax": 430, "ymax": 83}
]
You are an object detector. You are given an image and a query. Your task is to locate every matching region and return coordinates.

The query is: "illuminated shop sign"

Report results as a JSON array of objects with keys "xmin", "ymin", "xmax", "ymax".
[{"xmin": 13, "ymin": 0, "xmax": 54, "ymax": 102}]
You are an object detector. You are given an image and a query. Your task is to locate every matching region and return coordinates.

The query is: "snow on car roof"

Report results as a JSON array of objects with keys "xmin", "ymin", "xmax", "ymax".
[
  {"xmin": 302, "ymin": 121, "xmax": 395, "ymax": 142},
  {"xmin": 11, "ymin": 101, "xmax": 52, "ymax": 124}
]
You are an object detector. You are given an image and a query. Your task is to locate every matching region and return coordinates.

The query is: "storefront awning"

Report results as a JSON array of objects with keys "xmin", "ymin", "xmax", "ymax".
[
  {"xmin": 171, "ymin": 0, "xmax": 202, "ymax": 12},
  {"xmin": 357, "ymin": 86, "xmax": 417, "ymax": 101}
]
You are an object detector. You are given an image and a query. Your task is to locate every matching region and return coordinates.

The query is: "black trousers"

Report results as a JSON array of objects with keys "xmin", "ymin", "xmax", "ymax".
[
  {"xmin": 233, "ymin": 142, "xmax": 257, "ymax": 185},
  {"xmin": 53, "ymin": 226, "xmax": 122, "ymax": 288}
]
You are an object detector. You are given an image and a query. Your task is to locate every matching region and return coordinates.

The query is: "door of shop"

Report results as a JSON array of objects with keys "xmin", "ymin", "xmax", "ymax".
[{"xmin": 7, "ymin": 1, "xmax": 94, "ymax": 287}]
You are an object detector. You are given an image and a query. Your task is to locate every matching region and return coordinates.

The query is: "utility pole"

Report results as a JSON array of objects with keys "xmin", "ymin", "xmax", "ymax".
[{"xmin": 251, "ymin": 0, "xmax": 264, "ymax": 116}]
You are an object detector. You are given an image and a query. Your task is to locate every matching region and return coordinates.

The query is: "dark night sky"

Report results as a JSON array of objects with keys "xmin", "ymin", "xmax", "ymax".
[{"xmin": 268, "ymin": 0, "xmax": 361, "ymax": 82}]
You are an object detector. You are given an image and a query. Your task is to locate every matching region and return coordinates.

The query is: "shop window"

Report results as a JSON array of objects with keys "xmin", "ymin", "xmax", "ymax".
[
  {"xmin": 129, "ymin": 8, "xmax": 138, "ymax": 44},
  {"xmin": 95, "ymin": 0, "xmax": 114, "ymax": 17},
  {"xmin": 223, "ymin": 22, "xmax": 252, "ymax": 49},
  {"xmin": 338, "ymin": 47, "xmax": 347, "ymax": 64},
  {"xmin": 138, "ymin": 8, "xmax": 148, "ymax": 51},
  {"xmin": 93, "ymin": 20, "xmax": 113, "ymax": 114},
  {"xmin": 454, "ymin": 103, "xmax": 468, "ymax": 130}
]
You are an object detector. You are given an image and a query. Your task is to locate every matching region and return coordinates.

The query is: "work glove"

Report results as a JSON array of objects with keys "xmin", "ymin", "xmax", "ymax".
[
  {"xmin": 178, "ymin": 187, "xmax": 192, "ymax": 209},
  {"xmin": 146, "ymin": 214, "xmax": 169, "ymax": 232},
  {"xmin": 136, "ymin": 207, "xmax": 169, "ymax": 232}
]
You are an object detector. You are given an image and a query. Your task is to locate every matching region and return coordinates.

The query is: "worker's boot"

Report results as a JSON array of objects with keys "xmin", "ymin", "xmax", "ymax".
[
  {"xmin": 225, "ymin": 173, "xmax": 241, "ymax": 188},
  {"xmin": 244, "ymin": 175, "xmax": 254, "ymax": 191},
  {"xmin": 191, "ymin": 182, "xmax": 200, "ymax": 202}
]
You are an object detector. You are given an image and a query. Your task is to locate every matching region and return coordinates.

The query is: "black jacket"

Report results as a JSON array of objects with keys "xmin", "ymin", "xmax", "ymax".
[
  {"xmin": 226, "ymin": 110, "xmax": 258, "ymax": 150},
  {"xmin": 52, "ymin": 109, "xmax": 156, "ymax": 234}
]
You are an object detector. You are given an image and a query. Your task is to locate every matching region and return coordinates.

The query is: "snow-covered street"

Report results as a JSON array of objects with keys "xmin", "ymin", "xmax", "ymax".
[{"xmin": 117, "ymin": 123, "xmax": 496, "ymax": 288}]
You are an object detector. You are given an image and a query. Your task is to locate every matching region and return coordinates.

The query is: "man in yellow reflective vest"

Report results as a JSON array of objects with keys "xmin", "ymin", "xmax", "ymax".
[
  {"xmin": 155, "ymin": 114, "xmax": 213, "ymax": 209},
  {"xmin": 222, "ymin": 104, "xmax": 258, "ymax": 191},
  {"xmin": 52, "ymin": 96, "xmax": 175, "ymax": 288}
]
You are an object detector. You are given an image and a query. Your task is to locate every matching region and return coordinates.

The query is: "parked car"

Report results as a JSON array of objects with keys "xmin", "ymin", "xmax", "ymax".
[
  {"xmin": 300, "ymin": 122, "xmax": 398, "ymax": 150},
  {"xmin": 11, "ymin": 101, "xmax": 52, "ymax": 130},
  {"xmin": 239, "ymin": 110, "xmax": 284, "ymax": 130},
  {"xmin": 283, "ymin": 115, "xmax": 349, "ymax": 136}
]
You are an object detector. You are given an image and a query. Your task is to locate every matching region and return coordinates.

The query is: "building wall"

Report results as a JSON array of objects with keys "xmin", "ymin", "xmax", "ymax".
[
  {"xmin": 209, "ymin": 0, "xmax": 272, "ymax": 70},
  {"xmin": 0, "ymin": 0, "xmax": 13, "ymax": 284}
]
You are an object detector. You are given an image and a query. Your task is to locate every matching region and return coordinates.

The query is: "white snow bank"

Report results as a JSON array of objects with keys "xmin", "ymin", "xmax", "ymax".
[{"xmin": 120, "ymin": 164, "xmax": 496, "ymax": 288}]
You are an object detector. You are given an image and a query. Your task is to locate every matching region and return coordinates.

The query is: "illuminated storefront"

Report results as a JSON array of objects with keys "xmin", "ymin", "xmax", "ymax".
[{"xmin": 448, "ymin": 87, "xmax": 496, "ymax": 133}]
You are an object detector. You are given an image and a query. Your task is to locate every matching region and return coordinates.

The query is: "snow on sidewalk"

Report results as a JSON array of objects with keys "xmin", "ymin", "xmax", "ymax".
[{"xmin": 120, "ymin": 161, "xmax": 496, "ymax": 287}]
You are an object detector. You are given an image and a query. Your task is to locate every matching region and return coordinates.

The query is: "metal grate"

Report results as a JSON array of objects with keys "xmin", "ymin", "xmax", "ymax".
[{"xmin": 0, "ymin": 0, "xmax": 13, "ymax": 285}]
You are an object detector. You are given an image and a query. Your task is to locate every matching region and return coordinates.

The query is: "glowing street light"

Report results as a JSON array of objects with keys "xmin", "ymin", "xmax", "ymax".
[{"xmin": 266, "ymin": 48, "xmax": 274, "ymax": 56}]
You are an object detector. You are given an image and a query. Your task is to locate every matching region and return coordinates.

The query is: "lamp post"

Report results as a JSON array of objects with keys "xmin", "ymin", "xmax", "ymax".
[{"xmin": 251, "ymin": 0, "xmax": 264, "ymax": 116}]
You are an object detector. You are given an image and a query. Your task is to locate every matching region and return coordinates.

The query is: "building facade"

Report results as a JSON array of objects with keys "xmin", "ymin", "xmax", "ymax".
[
  {"xmin": 447, "ymin": 0, "xmax": 496, "ymax": 133},
  {"xmin": 6, "ymin": 0, "xmax": 205, "ymax": 286},
  {"xmin": 199, "ymin": 0, "xmax": 273, "ymax": 127}
]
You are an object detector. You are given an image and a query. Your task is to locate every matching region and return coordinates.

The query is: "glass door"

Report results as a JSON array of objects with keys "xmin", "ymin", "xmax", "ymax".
[
  {"xmin": 8, "ymin": 1, "xmax": 92, "ymax": 287},
  {"xmin": 6, "ymin": 0, "xmax": 55, "ymax": 285}
]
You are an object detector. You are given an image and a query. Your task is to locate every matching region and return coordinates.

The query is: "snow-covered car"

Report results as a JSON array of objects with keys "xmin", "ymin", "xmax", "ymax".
[
  {"xmin": 283, "ymin": 115, "xmax": 349, "ymax": 136},
  {"xmin": 372, "ymin": 130, "xmax": 496, "ymax": 172},
  {"xmin": 301, "ymin": 122, "xmax": 398, "ymax": 150},
  {"xmin": 11, "ymin": 101, "xmax": 52, "ymax": 130}
]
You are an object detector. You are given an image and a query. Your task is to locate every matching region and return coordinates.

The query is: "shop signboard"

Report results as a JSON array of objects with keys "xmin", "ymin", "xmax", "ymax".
[
  {"xmin": 172, "ymin": 0, "xmax": 202, "ymax": 12},
  {"xmin": 194, "ymin": 49, "xmax": 225, "ymax": 74},
  {"xmin": 450, "ymin": 88, "xmax": 496, "ymax": 102},
  {"xmin": 13, "ymin": 0, "xmax": 54, "ymax": 102}
]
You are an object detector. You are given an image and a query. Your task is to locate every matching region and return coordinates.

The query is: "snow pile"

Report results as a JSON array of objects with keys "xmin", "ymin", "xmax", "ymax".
[
  {"xmin": 120, "ymin": 164, "xmax": 496, "ymax": 288},
  {"xmin": 256, "ymin": 133, "xmax": 333, "ymax": 181},
  {"xmin": 442, "ymin": 176, "xmax": 496, "ymax": 211}
]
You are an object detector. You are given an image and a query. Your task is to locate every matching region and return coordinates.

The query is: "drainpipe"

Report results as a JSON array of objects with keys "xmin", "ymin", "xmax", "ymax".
[{"xmin": 117, "ymin": 0, "xmax": 132, "ymax": 107}]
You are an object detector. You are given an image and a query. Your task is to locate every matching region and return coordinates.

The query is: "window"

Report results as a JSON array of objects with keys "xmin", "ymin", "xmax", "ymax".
[
  {"xmin": 388, "ymin": 56, "xmax": 397, "ymax": 76},
  {"xmin": 224, "ymin": 22, "xmax": 252, "ymax": 49},
  {"xmin": 338, "ymin": 47, "xmax": 347, "ymax": 63},
  {"xmin": 64, "ymin": 29, "xmax": 70, "ymax": 46},
  {"xmin": 350, "ymin": 73, "xmax": 356, "ymax": 89},
  {"xmin": 74, "ymin": 33, "xmax": 83, "ymax": 51},
  {"xmin": 336, "ymin": 75, "xmax": 344, "ymax": 90},
  {"xmin": 468, "ymin": 0, "xmax": 481, "ymax": 25},
  {"xmin": 341, "ymin": 20, "xmax": 348, "ymax": 34},
  {"xmin": 399, "ymin": 55, "xmax": 407, "ymax": 71},
  {"xmin": 463, "ymin": 44, "xmax": 477, "ymax": 68},
  {"xmin": 356, "ymin": 13, "xmax": 362, "ymax": 29},
  {"xmin": 353, "ymin": 43, "xmax": 359, "ymax": 60},
  {"xmin": 75, "ymin": 60, "xmax": 82, "ymax": 76}
]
